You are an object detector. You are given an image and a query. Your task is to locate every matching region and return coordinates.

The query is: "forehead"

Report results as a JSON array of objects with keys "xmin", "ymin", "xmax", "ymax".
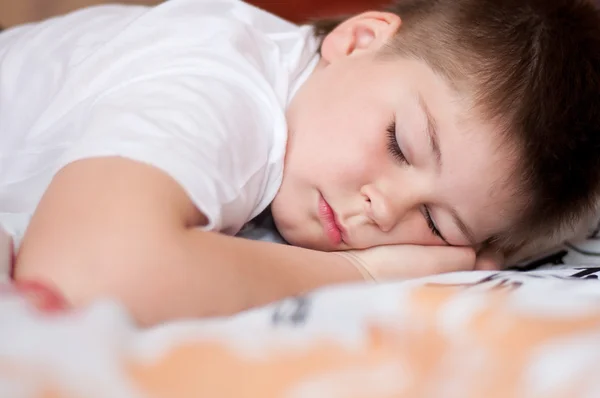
[{"xmin": 439, "ymin": 121, "xmax": 519, "ymax": 236}]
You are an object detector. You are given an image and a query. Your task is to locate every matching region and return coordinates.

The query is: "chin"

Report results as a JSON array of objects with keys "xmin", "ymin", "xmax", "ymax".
[
  {"xmin": 285, "ymin": 230, "xmax": 335, "ymax": 251},
  {"xmin": 277, "ymin": 227, "xmax": 309, "ymax": 248},
  {"xmin": 272, "ymin": 204, "xmax": 332, "ymax": 251},
  {"xmin": 276, "ymin": 223, "xmax": 329, "ymax": 251}
]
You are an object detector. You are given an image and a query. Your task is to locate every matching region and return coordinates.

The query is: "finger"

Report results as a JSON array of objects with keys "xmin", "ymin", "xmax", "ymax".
[
  {"xmin": 408, "ymin": 245, "xmax": 476, "ymax": 277},
  {"xmin": 363, "ymin": 245, "xmax": 476, "ymax": 280}
]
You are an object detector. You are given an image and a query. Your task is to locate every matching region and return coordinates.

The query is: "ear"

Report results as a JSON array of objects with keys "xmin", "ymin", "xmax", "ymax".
[{"xmin": 320, "ymin": 12, "xmax": 401, "ymax": 64}]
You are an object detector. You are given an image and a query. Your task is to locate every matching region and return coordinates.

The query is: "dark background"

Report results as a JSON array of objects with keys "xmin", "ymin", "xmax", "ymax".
[{"xmin": 0, "ymin": 0, "xmax": 389, "ymax": 29}]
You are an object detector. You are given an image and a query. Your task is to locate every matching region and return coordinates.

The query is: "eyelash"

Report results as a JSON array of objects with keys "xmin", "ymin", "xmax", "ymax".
[
  {"xmin": 386, "ymin": 122, "xmax": 408, "ymax": 165},
  {"xmin": 423, "ymin": 207, "xmax": 443, "ymax": 240}
]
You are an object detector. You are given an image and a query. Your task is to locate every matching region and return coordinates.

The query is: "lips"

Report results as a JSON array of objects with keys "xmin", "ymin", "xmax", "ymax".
[{"xmin": 318, "ymin": 195, "xmax": 344, "ymax": 246}]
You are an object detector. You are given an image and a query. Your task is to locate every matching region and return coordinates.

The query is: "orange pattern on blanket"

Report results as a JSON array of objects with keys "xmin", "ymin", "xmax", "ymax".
[
  {"xmin": 125, "ymin": 285, "xmax": 600, "ymax": 398},
  {"xmin": 126, "ymin": 329, "xmax": 406, "ymax": 397},
  {"xmin": 405, "ymin": 286, "xmax": 600, "ymax": 398}
]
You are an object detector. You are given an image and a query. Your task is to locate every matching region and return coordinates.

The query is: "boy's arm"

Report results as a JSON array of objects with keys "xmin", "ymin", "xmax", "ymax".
[{"xmin": 14, "ymin": 157, "xmax": 360, "ymax": 325}]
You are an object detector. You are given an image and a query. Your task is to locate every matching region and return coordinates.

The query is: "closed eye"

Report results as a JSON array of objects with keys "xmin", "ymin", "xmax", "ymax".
[
  {"xmin": 386, "ymin": 121, "xmax": 448, "ymax": 244},
  {"xmin": 422, "ymin": 206, "xmax": 449, "ymax": 244},
  {"xmin": 386, "ymin": 121, "xmax": 408, "ymax": 165}
]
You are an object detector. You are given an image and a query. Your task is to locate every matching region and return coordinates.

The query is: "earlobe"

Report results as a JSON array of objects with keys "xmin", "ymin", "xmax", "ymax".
[{"xmin": 320, "ymin": 11, "xmax": 401, "ymax": 64}]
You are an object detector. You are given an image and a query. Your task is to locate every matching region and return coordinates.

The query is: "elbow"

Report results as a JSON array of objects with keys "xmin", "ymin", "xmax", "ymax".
[
  {"xmin": 13, "ymin": 236, "xmax": 155, "ymax": 320},
  {"xmin": 13, "ymin": 244, "xmax": 113, "ymax": 312},
  {"xmin": 13, "ymin": 230, "xmax": 195, "ymax": 326}
]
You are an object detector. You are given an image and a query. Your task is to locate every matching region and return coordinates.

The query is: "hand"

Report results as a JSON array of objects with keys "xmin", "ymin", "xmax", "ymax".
[
  {"xmin": 474, "ymin": 247, "xmax": 505, "ymax": 271},
  {"xmin": 334, "ymin": 244, "xmax": 497, "ymax": 282}
]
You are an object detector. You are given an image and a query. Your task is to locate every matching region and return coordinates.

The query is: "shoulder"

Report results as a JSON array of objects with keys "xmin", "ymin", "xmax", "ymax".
[{"xmin": 58, "ymin": 70, "xmax": 287, "ymax": 233}]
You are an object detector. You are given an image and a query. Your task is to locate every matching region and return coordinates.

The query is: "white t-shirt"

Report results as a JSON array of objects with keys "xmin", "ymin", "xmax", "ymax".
[{"xmin": 0, "ymin": 0, "xmax": 320, "ymax": 246}]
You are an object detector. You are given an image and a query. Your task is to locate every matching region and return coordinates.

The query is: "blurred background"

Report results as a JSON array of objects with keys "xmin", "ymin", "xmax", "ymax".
[{"xmin": 0, "ymin": 0, "xmax": 389, "ymax": 29}]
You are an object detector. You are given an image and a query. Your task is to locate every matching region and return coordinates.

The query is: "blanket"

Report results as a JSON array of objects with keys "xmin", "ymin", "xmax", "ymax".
[{"xmin": 2, "ymin": 219, "xmax": 600, "ymax": 397}]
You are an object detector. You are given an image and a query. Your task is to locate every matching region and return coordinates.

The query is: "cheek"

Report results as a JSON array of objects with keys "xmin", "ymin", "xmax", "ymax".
[
  {"xmin": 314, "ymin": 119, "xmax": 389, "ymax": 180},
  {"xmin": 287, "ymin": 87, "xmax": 392, "ymax": 184},
  {"xmin": 388, "ymin": 211, "xmax": 440, "ymax": 245},
  {"xmin": 287, "ymin": 129, "xmax": 383, "ymax": 188},
  {"xmin": 337, "ymin": 146, "xmax": 384, "ymax": 184}
]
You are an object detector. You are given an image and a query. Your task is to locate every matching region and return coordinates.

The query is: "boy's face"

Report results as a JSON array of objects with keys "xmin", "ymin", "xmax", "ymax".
[{"xmin": 271, "ymin": 12, "xmax": 519, "ymax": 251}]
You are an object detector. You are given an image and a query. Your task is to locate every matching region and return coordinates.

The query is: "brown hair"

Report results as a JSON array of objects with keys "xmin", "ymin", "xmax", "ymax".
[{"xmin": 311, "ymin": 0, "xmax": 600, "ymax": 255}]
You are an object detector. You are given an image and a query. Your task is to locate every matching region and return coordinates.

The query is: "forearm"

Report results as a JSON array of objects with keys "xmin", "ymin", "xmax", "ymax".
[
  {"xmin": 173, "ymin": 228, "xmax": 361, "ymax": 319},
  {"xmin": 12, "ymin": 157, "xmax": 362, "ymax": 326},
  {"xmin": 15, "ymin": 227, "xmax": 360, "ymax": 326}
]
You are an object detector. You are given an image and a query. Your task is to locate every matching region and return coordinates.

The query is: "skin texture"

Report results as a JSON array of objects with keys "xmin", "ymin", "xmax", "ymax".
[
  {"xmin": 273, "ymin": 12, "xmax": 518, "ymax": 252},
  {"xmin": 13, "ymin": 12, "xmax": 506, "ymax": 326}
]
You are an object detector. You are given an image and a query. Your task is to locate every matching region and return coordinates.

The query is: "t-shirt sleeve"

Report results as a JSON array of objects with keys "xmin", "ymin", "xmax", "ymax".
[{"xmin": 57, "ymin": 73, "xmax": 280, "ymax": 234}]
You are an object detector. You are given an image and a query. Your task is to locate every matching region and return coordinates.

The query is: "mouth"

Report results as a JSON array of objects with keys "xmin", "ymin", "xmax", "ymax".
[{"xmin": 318, "ymin": 194, "xmax": 345, "ymax": 246}]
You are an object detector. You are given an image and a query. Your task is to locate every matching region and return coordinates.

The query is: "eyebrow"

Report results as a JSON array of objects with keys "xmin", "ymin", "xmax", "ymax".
[{"xmin": 417, "ymin": 93, "xmax": 442, "ymax": 171}]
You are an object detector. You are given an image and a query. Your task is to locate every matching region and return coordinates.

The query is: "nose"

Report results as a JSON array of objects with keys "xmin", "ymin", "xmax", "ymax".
[{"xmin": 361, "ymin": 184, "xmax": 411, "ymax": 233}]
